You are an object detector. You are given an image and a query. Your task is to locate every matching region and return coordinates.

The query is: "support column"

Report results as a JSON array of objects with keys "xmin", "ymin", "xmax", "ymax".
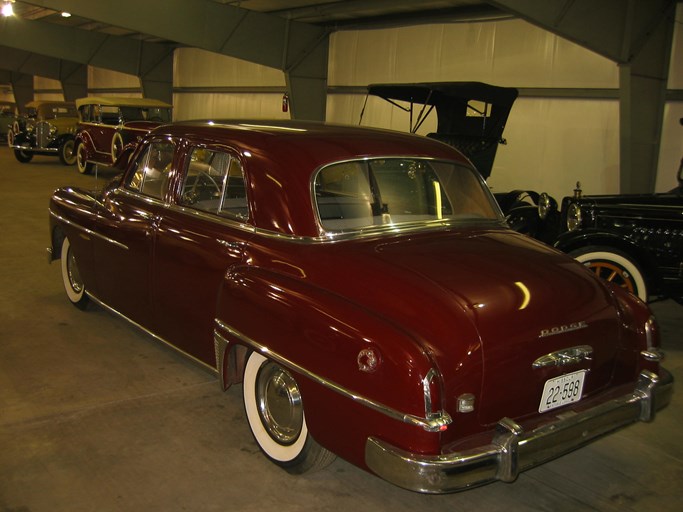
[
  {"xmin": 10, "ymin": 73, "xmax": 33, "ymax": 111},
  {"xmin": 618, "ymin": 9, "xmax": 674, "ymax": 193}
]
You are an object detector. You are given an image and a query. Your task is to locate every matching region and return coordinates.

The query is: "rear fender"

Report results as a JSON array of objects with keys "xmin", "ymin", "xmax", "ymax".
[{"xmin": 214, "ymin": 265, "xmax": 445, "ymax": 467}]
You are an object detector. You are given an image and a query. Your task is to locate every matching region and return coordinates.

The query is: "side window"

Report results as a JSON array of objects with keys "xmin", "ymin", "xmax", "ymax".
[
  {"xmin": 100, "ymin": 106, "xmax": 120, "ymax": 125},
  {"xmin": 78, "ymin": 105, "xmax": 91, "ymax": 123},
  {"xmin": 180, "ymin": 148, "xmax": 248, "ymax": 220},
  {"xmin": 126, "ymin": 141, "xmax": 175, "ymax": 200}
]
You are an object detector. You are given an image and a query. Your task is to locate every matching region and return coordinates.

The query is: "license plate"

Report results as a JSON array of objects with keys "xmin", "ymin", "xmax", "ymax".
[{"xmin": 539, "ymin": 370, "xmax": 586, "ymax": 413}]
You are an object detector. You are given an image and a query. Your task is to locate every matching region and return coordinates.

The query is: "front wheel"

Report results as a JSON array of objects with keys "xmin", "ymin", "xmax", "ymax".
[
  {"xmin": 14, "ymin": 149, "xmax": 33, "ymax": 163},
  {"xmin": 242, "ymin": 351, "xmax": 335, "ymax": 474},
  {"xmin": 59, "ymin": 138, "xmax": 77, "ymax": 166},
  {"xmin": 60, "ymin": 237, "xmax": 90, "ymax": 310},
  {"xmin": 76, "ymin": 142, "xmax": 94, "ymax": 174},
  {"xmin": 570, "ymin": 246, "xmax": 648, "ymax": 301}
]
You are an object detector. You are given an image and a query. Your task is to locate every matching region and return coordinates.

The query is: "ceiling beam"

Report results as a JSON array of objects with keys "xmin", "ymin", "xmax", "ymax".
[
  {"xmin": 32, "ymin": 0, "xmax": 330, "ymax": 120},
  {"xmin": 488, "ymin": 0, "xmax": 675, "ymax": 63},
  {"xmin": 0, "ymin": 16, "xmax": 174, "ymax": 102},
  {"xmin": 488, "ymin": 0, "xmax": 677, "ymax": 193},
  {"xmin": 0, "ymin": 45, "xmax": 87, "ymax": 101}
]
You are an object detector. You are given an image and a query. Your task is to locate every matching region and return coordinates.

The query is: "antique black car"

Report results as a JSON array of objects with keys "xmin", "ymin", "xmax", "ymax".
[
  {"xmin": 535, "ymin": 118, "xmax": 683, "ymax": 304},
  {"xmin": 538, "ymin": 170, "xmax": 683, "ymax": 303},
  {"xmin": 360, "ymin": 82, "xmax": 542, "ymax": 233}
]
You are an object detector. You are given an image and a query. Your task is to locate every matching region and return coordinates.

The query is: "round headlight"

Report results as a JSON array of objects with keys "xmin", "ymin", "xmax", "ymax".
[
  {"xmin": 538, "ymin": 193, "xmax": 556, "ymax": 220},
  {"xmin": 26, "ymin": 124, "xmax": 34, "ymax": 134},
  {"xmin": 566, "ymin": 202, "xmax": 582, "ymax": 231}
]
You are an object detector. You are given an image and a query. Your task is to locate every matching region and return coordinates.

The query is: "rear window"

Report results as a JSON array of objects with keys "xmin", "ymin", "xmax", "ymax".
[{"xmin": 314, "ymin": 158, "xmax": 500, "ymax": 233}]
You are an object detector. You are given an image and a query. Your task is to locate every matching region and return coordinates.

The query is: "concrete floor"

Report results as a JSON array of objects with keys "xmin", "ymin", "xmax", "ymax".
[{"xmin": 0, "ymin": 145, "xmax": 681, "ymax": 512}]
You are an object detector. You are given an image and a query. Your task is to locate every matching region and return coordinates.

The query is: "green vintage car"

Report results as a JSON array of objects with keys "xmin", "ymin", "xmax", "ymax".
[{"xmin": 9, "ymin": 100, "xmax": 78, "ymax": 165}]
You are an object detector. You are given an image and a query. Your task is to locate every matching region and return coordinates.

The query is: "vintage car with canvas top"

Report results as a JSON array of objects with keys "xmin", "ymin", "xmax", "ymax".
[
  {"xmin": 360, "ymin": 82, "xmax": 546, "ymax": 235},
  {"xmin": 536, "ymin": 174, "xmax": 683, "ymax": 304},
  {"xmin": 9, "ymin": 100, "xmax": 77, "ymax": 165},
  {"xmin": 74, "ymin": 96, "xmax": 172, "ymax": 174},
  {"xmin": 48, "ymin": 120, "xmax": 672, "ymax": 493}
]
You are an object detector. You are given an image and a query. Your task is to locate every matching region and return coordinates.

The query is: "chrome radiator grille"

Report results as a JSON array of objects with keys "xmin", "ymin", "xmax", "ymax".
[{"xmin": 36, "ymin": 122, "xmax": 52, "ymax": 148}]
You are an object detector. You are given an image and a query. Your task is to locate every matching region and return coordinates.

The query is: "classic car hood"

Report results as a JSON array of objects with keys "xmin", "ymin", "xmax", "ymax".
[
  {"xmin": 568, "ymin": 193, "xmax": 682, "ymax": 208},
  {"xmin": 309, "ymin": 227, "xmax": 622, "ymax": 426}
]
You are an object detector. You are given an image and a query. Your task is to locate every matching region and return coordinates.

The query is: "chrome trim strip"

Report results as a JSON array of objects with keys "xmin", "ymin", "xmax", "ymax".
[
  {"xmin": 645, "ymin": 316, "xmax": 655, "ymax": 349},
  {"xmin": 213, "ymin": 319, "xmax": 452, "ymax": 432},
  {"xmin": 87, "ymin": 292, "xmax": 217, "ymax": 375},
  {"xmin": 641, "ymin": 348, "xmax": 665, "ymax": 362},
  {"xmin": 49, "ymin": 209, "xmax": 128, "ymax": 251},
  {"xmin": 10, "ymin": 144, "xmax": 59, "ymax": 152},
  {"xmin": 365, "ymin": 369, "xmax": 673, "ymax": 493}
]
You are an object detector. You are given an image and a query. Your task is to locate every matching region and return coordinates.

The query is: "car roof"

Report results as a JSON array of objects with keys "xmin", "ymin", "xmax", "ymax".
[
  {"xmin": 146, "ymin": 120, "xmax": 472, "ymax": 237},
  {"xmin": 153, "ymin": 119, "xmax": 468, "ymax": 170},
  {"xmin": 25, "ymin": 100, "xmax": 74, "ymax": 108},
  {"xmin": 75, "ymin": 96, "xmax": 173, "ymax": 109}
]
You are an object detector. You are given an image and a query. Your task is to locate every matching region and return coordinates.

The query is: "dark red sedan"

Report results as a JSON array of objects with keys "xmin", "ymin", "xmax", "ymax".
[{"xmin": 48, "ymin": 120, "xmax": 672, "ymax": 493}]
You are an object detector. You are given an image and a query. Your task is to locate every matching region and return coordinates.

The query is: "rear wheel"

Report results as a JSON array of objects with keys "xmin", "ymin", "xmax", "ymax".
[
  {"xmin": 570, "ymin": 246, "xmax": 647, "ymax": 301},
  {"xmin": 242, "ymin": 351, "xmax": 335, "ymax": 474},
  {"xmin": 60, "ymin": 237, "xmax": 90, "ymax": 310},
  {"xmin": 111, "ymin": 132, "xmax": 124, "ymax": 164}
]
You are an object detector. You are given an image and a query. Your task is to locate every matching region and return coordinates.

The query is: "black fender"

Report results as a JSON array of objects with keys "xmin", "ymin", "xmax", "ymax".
[
  {"xmin": 11, "ymin": 131, "xmax": 31, "ymax": 146},
  {"xmin": 553, "ymin": 229, "xmax": 658, "ymax": 287}
]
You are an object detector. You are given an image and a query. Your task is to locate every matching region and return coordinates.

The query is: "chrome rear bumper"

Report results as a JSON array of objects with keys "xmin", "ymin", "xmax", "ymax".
[{"xmin": 365, "ymin": 369, "xmax": 673, "ymax": 494}]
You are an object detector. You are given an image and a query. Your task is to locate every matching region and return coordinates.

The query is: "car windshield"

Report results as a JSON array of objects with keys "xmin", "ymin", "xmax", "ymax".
[
  {"xmin": 38, "ymin": 104, "xmax": 77, "ymax": 118},
  {"xmin": 314, "ymin": 158, "xmax": 501, "ymax": 233},
  {"xmin": 119, "ymin": 107, "xmax": 172, "ymax": 122}
]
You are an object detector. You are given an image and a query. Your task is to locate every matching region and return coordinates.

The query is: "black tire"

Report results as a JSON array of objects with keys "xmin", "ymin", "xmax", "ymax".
[
  {"xmin": 14, "ymin": 149, "xmax": 33, "ymax": 163},
  {"xmin": 570, "ymin": 246, "xmax": 648, "ymax": 301},
  {"xmin": 76, "ymin": 141, "xmax": 94, "ymax": 175},
  {"xmin": 242, "ymin": 351, "xmax": 335, "ymax": 474},
  {"xmin": 60, "ymin": 237, "xmax": 90, "ymax": 310},
  {"xmin": 59, "ymin": 138, "xmax": 77, "ymax": 166}
]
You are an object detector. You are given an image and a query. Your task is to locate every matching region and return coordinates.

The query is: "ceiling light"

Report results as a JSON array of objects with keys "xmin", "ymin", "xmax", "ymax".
[
  {"xmin": 61, "ymin": 11, "xmax": 71, "ymax": 17},
  {"xmin": 2, "ymin": 1, "xmax": 15, "ymax": 17}
]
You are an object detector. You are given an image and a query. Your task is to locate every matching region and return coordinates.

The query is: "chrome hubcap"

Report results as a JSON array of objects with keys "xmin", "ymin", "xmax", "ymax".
[
  {"xmin": 255, "ymin": 362, "xmax": 303, "ymax": 445},
  {"xmin": 67, "ymin": 249, "xmax": 84, "ymax": 294}
]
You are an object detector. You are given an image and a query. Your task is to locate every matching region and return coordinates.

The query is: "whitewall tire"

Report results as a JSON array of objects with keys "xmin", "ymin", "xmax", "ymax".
[
  {"xmin": 242, "ymin": 350, "xmax": 335, "ymax": 474},
  {"xmin": 571, "ymin": 246, "xmax": 648, "ymax": 301},
  {"xmin": 60, "ymin": 237, "xmax": 89, "ymax": 310}
]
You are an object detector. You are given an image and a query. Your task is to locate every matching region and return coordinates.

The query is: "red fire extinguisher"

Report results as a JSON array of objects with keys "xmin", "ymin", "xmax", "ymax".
[{"xmin": 282, "ymin": 93, "xmax": 289, "ymax": 113}]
